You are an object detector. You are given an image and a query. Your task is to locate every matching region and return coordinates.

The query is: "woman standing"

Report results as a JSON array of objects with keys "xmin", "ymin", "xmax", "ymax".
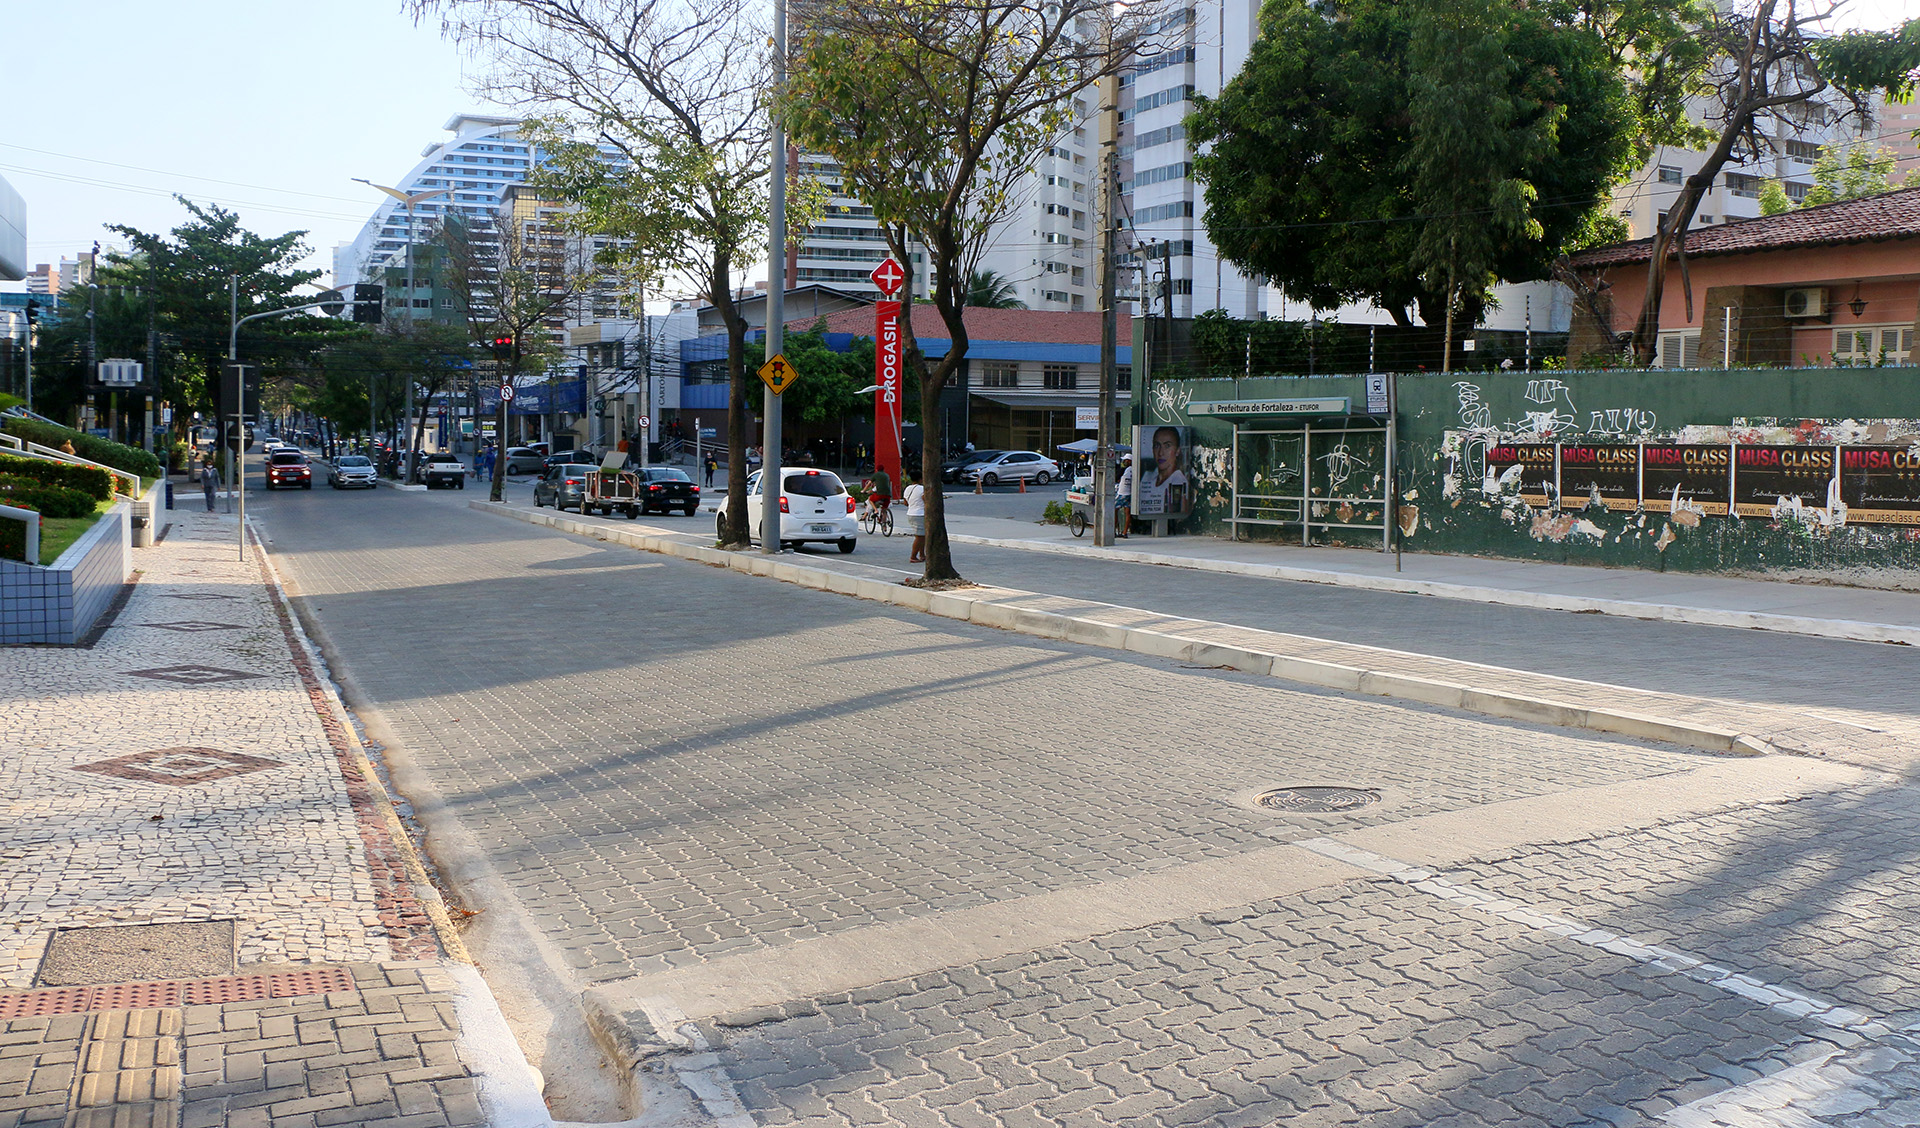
[{"xmin": 902, "ymin": 470, "xmax": 927, "ymax": 563}]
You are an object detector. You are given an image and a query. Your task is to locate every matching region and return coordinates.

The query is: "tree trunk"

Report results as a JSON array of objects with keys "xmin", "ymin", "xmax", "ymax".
[
  {"xmin": 488, "ymin": 372, "xmax": 509, "ymax": 502},
  {"xmin": 713, "ymin": 250, "xmax": 752, "ymax": 548}
]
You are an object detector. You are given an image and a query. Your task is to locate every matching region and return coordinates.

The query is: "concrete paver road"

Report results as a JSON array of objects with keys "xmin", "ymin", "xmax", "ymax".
[{"xmin": 247, "ymin": 482, "xmax": 1920, "ymax": 1127}]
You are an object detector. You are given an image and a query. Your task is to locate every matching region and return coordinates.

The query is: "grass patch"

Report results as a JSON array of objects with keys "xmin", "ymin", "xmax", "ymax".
[{"xmin": 38, "ymin": 498, "xmax": 116, "ymax": 564}]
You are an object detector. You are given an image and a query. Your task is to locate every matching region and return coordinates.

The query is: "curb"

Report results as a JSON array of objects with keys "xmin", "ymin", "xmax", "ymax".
[
  {"xmin": 471, "ymin": 500, "xmax": 1766, "ymax": 756},
  {"xmin": 943, "ymin": 532, "xmax": 1920, "ymax": 648}
]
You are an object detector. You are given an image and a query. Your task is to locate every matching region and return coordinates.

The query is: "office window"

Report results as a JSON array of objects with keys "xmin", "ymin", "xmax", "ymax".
[
  {"xmin": 1117, "ymin": 366, "xmax": 1132, "ymax": 390},
  {"xmin": 1658, "ymin": 165, "xmax": 1683, "ymax": 184},
  {"xmin": 1042, "ymin": 364, "xmax": 1079, "ymax": 388},
  {"xmin": 1725, "ymin": 173, "xmax": 1761, "ymax": 198},
  {"xmin": 981, "ymin": 362, "xmax": 1019, "ymax": 387}
]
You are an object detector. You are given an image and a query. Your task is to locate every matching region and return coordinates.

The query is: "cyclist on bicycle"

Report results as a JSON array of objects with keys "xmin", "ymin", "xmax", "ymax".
[{"xmin": 867, "ymin": 467, "xmax": 893, "ymax": 527}]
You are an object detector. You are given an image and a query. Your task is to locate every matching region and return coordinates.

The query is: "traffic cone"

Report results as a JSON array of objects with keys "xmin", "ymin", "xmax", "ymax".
[
  {"xmin": 974, "ymin": 477, "xmax": 983, "ymax": 494},
  {"xmin": 1019, "ymin": 477, "xmax": 1026, "ymax": 493}
]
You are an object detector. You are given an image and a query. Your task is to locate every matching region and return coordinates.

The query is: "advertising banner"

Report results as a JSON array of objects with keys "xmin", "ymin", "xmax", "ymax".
[
  {"xmin": 1642, "ymin": 444, "xmax": 1731, "ymax": 515},
  {"xmin": 1484, "ymin": 443, "xmax": 1555, "ymax": 505},
  {"xmin": 1733, "ymin": 444, "xmax": 1836, "ymax": 517},
  {"xmin": 1557, "ymin": 444, "xmax": 1639, "ymax": 511},
  {"xmin": 1132, "ymin": 424, "xmax": 1193, "ymax": 519},
  {"xmin": 875, "ymin": 300, "xmax": 903, "ymax": 490},
  {"xmin": 1839, "ymin": 446, "xmax": 1920, "ymax": 525}
]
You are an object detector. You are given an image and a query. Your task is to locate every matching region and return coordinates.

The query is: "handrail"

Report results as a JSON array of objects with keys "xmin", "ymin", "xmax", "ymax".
[
  {"xmin": 0, "ymin": 435, "xmax": 142, "ymax": 496},
  {"xmin": 0, "ymin": 503, "xmax": 39, "ymax": 565}
]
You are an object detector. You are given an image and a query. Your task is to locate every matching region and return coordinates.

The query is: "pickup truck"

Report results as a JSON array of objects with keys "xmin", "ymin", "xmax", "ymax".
[{"xmin": 423, "ymin": 455, "xmax": 468, "ymax": 490}]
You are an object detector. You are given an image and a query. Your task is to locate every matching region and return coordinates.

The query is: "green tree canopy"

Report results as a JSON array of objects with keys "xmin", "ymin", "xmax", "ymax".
[
  {"xmin": 1189, "ymin": 0, "xmax": 1637, "ymax": 329},
  {"xmin": 963, "ymin": 270, "xmax": 1026, "ymax": 309}
]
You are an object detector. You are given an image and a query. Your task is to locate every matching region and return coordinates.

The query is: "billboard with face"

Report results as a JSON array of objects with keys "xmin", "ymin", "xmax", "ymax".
[{"xmin": 1131, "ymin": 425, "xmax": 1193, "ymax": 519}]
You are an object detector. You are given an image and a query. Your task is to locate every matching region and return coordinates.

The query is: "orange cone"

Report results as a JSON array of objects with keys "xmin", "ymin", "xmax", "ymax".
[
  {"xmin": 974, "ymin": 477, "xmax": 983, "ymax": 494},
  {"xmin": 1019, "ymin": 477, "xmax": 1026, "ymax": 493}
]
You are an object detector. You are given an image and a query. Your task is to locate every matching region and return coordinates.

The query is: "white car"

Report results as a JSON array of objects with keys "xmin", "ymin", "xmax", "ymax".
[
  {"xmin": 725, "ymin": 467, "xmax": 859, "ymax": 553},
  {"xmin": 328, "ymin": 454, "xmax": 378, "ymax": 489},
  {"xmin": 961, "ymin": 449, "xmax": 1061, "ymax": 487}
]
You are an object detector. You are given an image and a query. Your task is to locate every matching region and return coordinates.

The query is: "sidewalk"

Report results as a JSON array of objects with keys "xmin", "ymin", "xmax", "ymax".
[
  {"xmin": 0, "ymin": 509, "xmax": 541, "ymax": 1128},
  {"xmin": 934, "ymin": 511, "xmax": 1920, "ymax": 647}
]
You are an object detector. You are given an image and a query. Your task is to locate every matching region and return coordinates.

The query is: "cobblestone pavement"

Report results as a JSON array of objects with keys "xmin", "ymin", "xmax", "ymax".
[
  {"xmin": 0, "ymin": 506, "xmax": 499, "ymax": 1128},
  {"xmin": 236, "ymin": 486, "xmax": 1920, "ymax": 1126}
]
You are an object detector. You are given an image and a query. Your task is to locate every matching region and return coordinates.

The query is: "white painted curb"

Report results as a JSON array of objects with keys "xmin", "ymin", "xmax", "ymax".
[
  {"xmin": 471, "ymin": 501, "xmax": 1759, "ymax": 755},
  {"xmin": 945, "ymin": 532, "xmax": 1920, "ymax": 648}
]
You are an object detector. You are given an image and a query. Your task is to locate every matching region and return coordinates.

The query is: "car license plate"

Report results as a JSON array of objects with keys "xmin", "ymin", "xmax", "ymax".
[{"xmin": 809, "ymin": 523, "xmax": 835, "ymax": 534}]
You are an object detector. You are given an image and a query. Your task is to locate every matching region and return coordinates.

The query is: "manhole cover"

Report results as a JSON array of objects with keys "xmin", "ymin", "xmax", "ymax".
[{"xmin": 1255, "ymin": 786, "xmax": 1380, "ymax": 813}]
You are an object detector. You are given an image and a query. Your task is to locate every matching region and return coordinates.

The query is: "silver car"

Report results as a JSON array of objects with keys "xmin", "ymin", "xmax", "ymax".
[
  {"xmin": 961, "ymin": 450, "xmax": 1061, "ymax": 487},
  {"xmin": 328, "ymin": 454, "xmax": 378, "ymax": 489}
]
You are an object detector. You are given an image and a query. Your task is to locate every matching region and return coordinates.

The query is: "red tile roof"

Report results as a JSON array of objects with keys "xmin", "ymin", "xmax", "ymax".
[
  {"xmin": 1571, "ymin": 186, "xmax": 1920, "ymax": 269},
  {"xmin": 787, "ymin": 303, "xmax": 1110, "ymax": 345}
]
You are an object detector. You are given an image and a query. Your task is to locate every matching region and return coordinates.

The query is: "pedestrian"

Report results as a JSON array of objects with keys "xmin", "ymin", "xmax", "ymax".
[
  {"xmin": 704, "ymin": 455, "xmax": 717, "ymax": 488},
  {"xmin": 199, "ymin": 457, "xmax": 218, "ymax": 512},
  {"xmin": 903, "ymin": 469, "xmax": 927, "ymax": 563},
  {"xmin": 1114, "ymin": 455, "xmax": 1132, "ymax": 537}
]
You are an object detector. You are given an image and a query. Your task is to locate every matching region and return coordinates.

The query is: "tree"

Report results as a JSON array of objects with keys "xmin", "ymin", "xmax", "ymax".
[
  {"xmin": 436, "ymin": 208, "xmax": 599, "ymax": 501},
  {"xmin": 742, "ymin": 321, "xmax": 884, "ymax": 429},
  {"xmin": 1625, "ymin": 0, "xmax": 1881, "ymax": 365},
  {"xmin": 784, "ymin": 0, "xmax": 1150, "ymax": 580},
  {"xmin": 1189, "ymin": 0, "xmax": 1636, "ymax": 333},
  {"xmin": 964, "ymin": 269, "xmax": 1026, "ymax": 309},
  {"xmin": 104, "ymin": 198, "xmax": 344, "ymax": 429},
  {"xmin": 411, "ymin": 0, "xmax": 782, "ymax": 547}
]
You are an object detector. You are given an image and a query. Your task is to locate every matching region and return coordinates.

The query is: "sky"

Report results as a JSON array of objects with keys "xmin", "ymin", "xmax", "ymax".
[
  {"xmin": 0, "ymin": 0, "xmax": 510, "ymax": 290},
  {"xmin": 2, "ymin": 0, "xmax": 1917, "ymax": 295}
]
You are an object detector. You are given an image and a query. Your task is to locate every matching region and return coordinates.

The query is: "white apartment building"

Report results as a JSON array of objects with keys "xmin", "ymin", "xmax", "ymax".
[
  {"xmin": 1119, "ymin": 1, "xmax": 1265, "ymax": 320},
  {"xmin": 334, "ymin": 114, "xmax": 533, "ymax": 286},
  {"xmin": 1613, "ymin": 99, "xmax": 1879, "ymax": 240}
]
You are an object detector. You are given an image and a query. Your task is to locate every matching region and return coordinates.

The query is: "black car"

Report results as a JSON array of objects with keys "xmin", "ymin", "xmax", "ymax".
[
  {"xmin": 634, "ymin": 466, "xmax": 702, "ymax": 515},
  {"xmin": 942, "ymin": 449, "xmax": 1004, "ymax": 482},
  {"xmin": 542, "ymin": 449, "xmax": 598, "ymax": 472}
]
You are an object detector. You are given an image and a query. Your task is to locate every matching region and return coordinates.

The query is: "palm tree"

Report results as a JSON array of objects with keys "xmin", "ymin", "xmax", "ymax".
[{"xmin": 963, "ymin": 269, "xmax": 1026, "ymax": 309}]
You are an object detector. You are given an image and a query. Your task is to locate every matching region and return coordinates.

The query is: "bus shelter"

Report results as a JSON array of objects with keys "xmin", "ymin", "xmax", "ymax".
[{"xmin": 1190, "ymin": 395, "xmax": 1395, "ymax": 551}]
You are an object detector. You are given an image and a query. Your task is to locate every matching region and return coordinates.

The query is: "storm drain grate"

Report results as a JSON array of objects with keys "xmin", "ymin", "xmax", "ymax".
[
  {"xmin": 0, "ymin": 968, "xmax": 356, "ymax": 1018},
  {"xmin": 1255, "ymin": 786, "xmax": 1381, "ymax": 814}
]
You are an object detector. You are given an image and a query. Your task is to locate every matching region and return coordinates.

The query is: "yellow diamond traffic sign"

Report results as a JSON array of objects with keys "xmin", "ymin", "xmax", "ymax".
[{"xmin": 758, "ymin": 353, "xmax": 798, "ymax": 395}]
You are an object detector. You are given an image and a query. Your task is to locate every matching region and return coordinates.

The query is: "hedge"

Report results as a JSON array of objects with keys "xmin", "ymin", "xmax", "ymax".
[
  {"xmin": 1, "ymin": 417, "xmax": 161, "ymax": 481},
  {"xmin": 0, "ymin": 513, "xmax": 26, "ymax": 562},
  {"xmin": 0, "ymin": 476, "xmax": 95, "ymax": 519},
  {"xmin": 0, "ymin": 453, "xmax": 114, "ymax": 501}
]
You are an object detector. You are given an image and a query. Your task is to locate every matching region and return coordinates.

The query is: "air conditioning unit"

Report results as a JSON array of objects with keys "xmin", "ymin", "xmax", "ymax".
[{"xmin": 1783, "ymin": 287, "xmax": 1828, "ymax": 318}]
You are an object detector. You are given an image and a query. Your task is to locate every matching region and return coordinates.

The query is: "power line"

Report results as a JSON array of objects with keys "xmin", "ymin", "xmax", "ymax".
[{"xmin": 0, "ymin": 142, "xmax": 374, "ymax": 205}]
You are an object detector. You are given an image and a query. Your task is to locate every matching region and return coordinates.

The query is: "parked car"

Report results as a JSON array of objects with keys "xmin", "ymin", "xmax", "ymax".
[
  {"xmin": 634, "ymin": 466, "xmax": 701, "ymax": 516},
  {"xmin": 501, "ymin": 447, "xmax": 548, "ymax": 475},
  {"xmin": 423, "ymin": 454, "xmax": 467, "ymax": 489},
  {"xmin": 942, "ymin": 449, "xmax": 1004, "ymax": 482},
  {"xmin": 264, "ymin": 449, "xmax": 312, "ymax": 489},
  {"xmin": 541, "ymin": 449, "xmax": 598, "ymax": 472},
  {"xmin": 961, "ymin": 450, "xmax": 1061, "ymax": 487},
  {"xmin": 723, "ymin": 467, "xmax": 858, "ymax": 553},
  {"xmin": 533, "ymin": 463, "xmax": 598, "ymax": 511},
  {"xmin": 328, "ymin": 454, "xmax": 377, "ymax": 489}
]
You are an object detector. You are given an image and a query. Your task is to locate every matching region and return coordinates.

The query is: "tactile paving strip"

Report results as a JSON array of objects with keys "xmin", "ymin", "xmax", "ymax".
[{"xmin": 0, "ymin": 967, "xmax": 356, "ymax": 1018}]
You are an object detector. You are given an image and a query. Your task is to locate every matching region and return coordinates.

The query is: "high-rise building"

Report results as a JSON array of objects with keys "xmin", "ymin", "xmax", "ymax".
[
  {"xmin": 335, "ymin": 114, "xmax": 532, "ymax": 286},
  {"xmin": 1118, "ymin": 2, "xmax": 1265, "ymax": 320}
]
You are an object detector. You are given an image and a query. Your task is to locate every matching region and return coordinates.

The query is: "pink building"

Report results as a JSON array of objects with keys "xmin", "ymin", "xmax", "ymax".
[{"xmin": 1568, "ymin": 187, "xmax": 1920, "ymax": 369}]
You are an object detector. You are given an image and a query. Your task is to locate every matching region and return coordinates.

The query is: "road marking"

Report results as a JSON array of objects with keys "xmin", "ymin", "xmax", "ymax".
[{"xmin": 1297, "ymin": 837, "xmax": 1892, "ymax": 1038}]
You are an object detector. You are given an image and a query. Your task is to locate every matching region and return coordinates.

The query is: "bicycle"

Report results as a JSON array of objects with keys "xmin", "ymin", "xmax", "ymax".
[{"xmin": 861, "ymin": 499, "xmax": 895, "ymax": 537}]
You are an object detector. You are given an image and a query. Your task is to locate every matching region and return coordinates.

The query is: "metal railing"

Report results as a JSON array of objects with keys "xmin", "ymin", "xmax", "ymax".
[{"xmin": 0, "ymin": 503, "xmax": 39, "ymax": 565}]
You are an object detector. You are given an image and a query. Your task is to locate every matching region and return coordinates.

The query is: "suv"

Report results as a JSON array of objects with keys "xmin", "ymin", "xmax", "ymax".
[
  {"xmin": 423, "ymin": 454, "xmax": 467, "ymax": 489},
  {"xmin": 264, "ymin": 449, "xmax": 312, "ymax": 490}
]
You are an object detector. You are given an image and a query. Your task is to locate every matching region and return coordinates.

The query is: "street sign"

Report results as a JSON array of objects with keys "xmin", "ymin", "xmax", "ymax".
[
  {"xmin": 870, "ymin": 257, "xmax": 905, "ymax": 296},
  {"xmin": 98, "ymin": 359, "xmax": 143, "ymax": 387},
  {"xmin": 639, "ymin": 415, "xmax": 651, "ymax": 429},
  {"xmin": 1365, "ymin": 373, "xmax": 1389, "ymax": 415},
  {"xmin": 500, "ymin": 384, "xmax": 516, "ymax": 402},
  {"xmin": 758, "ymin": 353, "xmax": 797, "ymax": 395}
]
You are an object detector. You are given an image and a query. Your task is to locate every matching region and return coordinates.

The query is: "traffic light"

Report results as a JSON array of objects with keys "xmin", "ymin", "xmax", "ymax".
[
  {"xmin": 315, "ymin": 289, "xmax": 347, "ymax": 317},
  {"xmin": 351, "ymin": 283, "xmax": 384, "ymax": 324},
  {"xmin": 24, "ymin": 299, "xmax": 40, "ymax": 325},
  {"xmin": 490, "ymin": 335, "xmax": 514, "ymax": 361}
]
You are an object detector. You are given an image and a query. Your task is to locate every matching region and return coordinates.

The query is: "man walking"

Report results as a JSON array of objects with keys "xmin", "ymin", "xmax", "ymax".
[{"xmin": 200, "ymin": 457, "xmax": 219, "ymax": 512}]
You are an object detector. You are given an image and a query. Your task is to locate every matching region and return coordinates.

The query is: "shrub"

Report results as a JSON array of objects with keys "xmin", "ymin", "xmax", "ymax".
[
  {"xmin": 169, "ymin": 441, "xmax": 192, "ymax": 473},
  {"xmin": 1041, "ymin": 499, "xmax": 1069, "ymax": 524},
  {"xmin": 0, "ymin": 476, "xmax": 95, "ymax": 519},
  {"xmin": 0, "ymin": 454, "xmax": 114, "ymax": 501},
  {"xmin": 1, "ymin": 417, "xmax": 161, "ymax": 481}
]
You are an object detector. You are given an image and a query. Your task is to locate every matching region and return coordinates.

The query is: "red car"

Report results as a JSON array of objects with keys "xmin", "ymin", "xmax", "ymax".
[{"xmin": 265, "ymin": 449, "xmax": 313, "ymax": 490}]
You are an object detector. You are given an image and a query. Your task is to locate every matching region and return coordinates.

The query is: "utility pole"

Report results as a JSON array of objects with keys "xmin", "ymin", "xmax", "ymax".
[
  {"xmin": 759, "ymin": 0, "xmax": 788, "ymax": 554},
  {"xmin": 638, "ymin": 272, "xmax": 650, "ymax": 470},
  {"xmin": 1094, "ymin": 14, "xmax": 1121, "ymax": 547},
  {"xmin": 146, "ymin": 257, "xmax": 158, "ymax": 452}
]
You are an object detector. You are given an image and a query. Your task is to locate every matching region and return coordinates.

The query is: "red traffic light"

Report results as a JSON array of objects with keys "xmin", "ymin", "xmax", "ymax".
[{"xmin": 489, "ymin": 336, "xmax": 514, "ymax": 360}]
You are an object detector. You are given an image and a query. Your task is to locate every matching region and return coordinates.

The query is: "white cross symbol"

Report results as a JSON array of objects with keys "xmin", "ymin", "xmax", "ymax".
[{"xmin": 870, "ymin": 258, "xmax": 904, "ymax": 294}]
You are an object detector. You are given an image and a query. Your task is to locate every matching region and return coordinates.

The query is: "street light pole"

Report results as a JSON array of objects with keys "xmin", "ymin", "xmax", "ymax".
[
  {"xmin": 760, "ymin": 0, "xmax": 788, "ymax": 554},
  {"xmin": 354, "ymin": 179, "xmax": 451, "ymax": 482}
]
